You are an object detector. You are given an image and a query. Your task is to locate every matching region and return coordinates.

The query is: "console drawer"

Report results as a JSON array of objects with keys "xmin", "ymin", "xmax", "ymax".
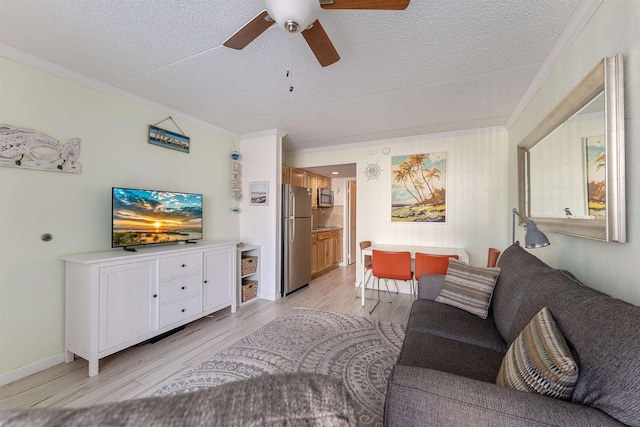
[
  {"xmin": 159, "ymin": 253, "xmax": 201, "ymax": 280},
  {"xmin": 159, "ymin": 295, "xmax": 202, "ymax": 329},
  {"xmin": 160, "ymin": 274, "xmax": 201, "ymax": 304}
]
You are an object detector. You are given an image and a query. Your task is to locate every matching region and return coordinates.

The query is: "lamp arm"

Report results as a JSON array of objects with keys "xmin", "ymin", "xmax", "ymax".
[
  {"xmin": 513, "ymin": 208, "xmax": 527, "ymax": 223},
  {"xmin": 512, "ymin": 208, "xmax": 527, "ymax": 244}
]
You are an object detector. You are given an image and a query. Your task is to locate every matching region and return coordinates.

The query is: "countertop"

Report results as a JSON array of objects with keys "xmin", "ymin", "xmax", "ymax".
[{"xmin": 311, "ymin": 227, "xmax": 343, "ymax": 232}]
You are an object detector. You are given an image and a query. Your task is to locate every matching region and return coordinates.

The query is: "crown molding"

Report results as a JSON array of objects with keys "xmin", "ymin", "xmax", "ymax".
[
  {"xmin": 288, "ymin": 126, "xmax": 507, "ymax": 156},
  {"xmin": 0, "ymin": 44, "xmax": 239, "ymax": 140}
]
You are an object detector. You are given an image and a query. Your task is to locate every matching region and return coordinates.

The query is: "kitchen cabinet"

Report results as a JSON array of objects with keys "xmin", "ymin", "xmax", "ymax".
[
  {"xmin": 282, "ymin": 164, "xmax": 331, "ymax": 209},
  {"xmin": 290, "ymin": 167, "xmax": 305, "ymax": 187},
  {"xmin": 63, "ymin": 241, "xmax": 236, "ymax": 377},
  {"xmin": 317, "ymin": 175, "xmax": 331, "ymax": 190},
  {"xmin": 311, "ymin": 233, "xmax": 318, "ymax": 274},
  {"xmin": 335, "ymin": 232, "xmax": 343, "ymax": 263},
  {"xmin": 305, "ymin": 171, "xmax": 318, "ymax": 208},
  {"xmin": 317, "ymin": 232, "xmax": 330, "ymax": 271},
  {"xmin": 311, "ymin": 228, "xmax": 342, "ymax": 277},
  {"xmin": 282, "ymin": 164, "xmax": 290, "ymax": 185}
]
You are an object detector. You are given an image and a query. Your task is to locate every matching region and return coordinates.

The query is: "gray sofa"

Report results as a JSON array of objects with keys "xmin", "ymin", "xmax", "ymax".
[
  {"xmin": 0, "ymin": 372, "xmax": 358, "ymax": 426},
  {"xmin": 385, "ymin": 243, "xmax": 640, "ymax": 426}
]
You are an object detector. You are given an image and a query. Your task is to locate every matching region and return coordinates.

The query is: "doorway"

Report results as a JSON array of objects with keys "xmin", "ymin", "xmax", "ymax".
[{"xmin": 299, "ymin": 163, "xmax": 357, "ymax": 266}]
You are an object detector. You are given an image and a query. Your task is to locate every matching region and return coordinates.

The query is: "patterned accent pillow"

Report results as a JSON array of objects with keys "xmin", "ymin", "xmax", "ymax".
[
  {"xmin": 496, "ymin": 307, "xmax": 579, "ymax": 400},
  {"xmin": 435, "ymin": 258, "xmax": 501, "ymax": 319}
]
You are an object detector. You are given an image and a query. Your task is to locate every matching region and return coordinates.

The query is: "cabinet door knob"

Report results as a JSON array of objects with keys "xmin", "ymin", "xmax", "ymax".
[
  {"xmin": 153, "ymin": 294, "xmax": 158, "ymax": 298},
  {"xmin": 181, "ymin": 309, "xmax": 186, "ymax": 312},
  {"xmin": 181, "ymin": 286, "xmax": 186, "ymax": 290},
  {"xmin": 181, "ymin": 264, "xmax": 186, "ymax": 267},
  {"xmin": 204, "ymin": 280, "xmax": 208, "ymax": 284}
]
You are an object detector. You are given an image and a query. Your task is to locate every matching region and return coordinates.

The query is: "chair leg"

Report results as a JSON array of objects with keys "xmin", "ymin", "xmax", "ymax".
[
  {"xmin": 356, "ymin": 270, "xmax": 375, "ymax": 299},
  {"xmin": 390, "ymin": 280, "xmax": 400, "ymax": 294},
  {"xmin": 381, "ymin": 279, "xmax": 393, "ymax": 302},
  {"xmin": 357, "ymin": 270, "xmax": 375, "ymax": 300},
  {"xmin": 368, "ymin": 277, "xmax": 381, "ymax": 314}
]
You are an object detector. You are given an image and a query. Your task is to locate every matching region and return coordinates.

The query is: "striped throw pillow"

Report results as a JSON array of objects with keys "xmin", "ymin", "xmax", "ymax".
[
  {"xmin": 496, "ymin": 307, "xmax": 579, "ymax": 400},
  {"xmin": 435, "ymin": 258, "xmax": 500, "ymax": 319}
]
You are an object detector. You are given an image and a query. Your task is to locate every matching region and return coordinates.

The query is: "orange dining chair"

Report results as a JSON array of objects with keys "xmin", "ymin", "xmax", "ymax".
[
  {"xmin": 414, "ymin": 253, "xmax": 459, "ymax": 292},
  {"xmin": 370, "ymin": 250, "xmax": 413, "ymax": 314},
  {"xmin": 487, "ymin": 248, "xmax": 501, "ymax": 268},
  {"xmin": 355, "ymin": 241, "xmax": 373, "ymax": 298}
]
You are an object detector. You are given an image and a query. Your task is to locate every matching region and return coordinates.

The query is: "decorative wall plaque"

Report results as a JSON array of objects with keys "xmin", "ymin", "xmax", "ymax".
[
  {"xmin": 0, "ymin": 124, "xmax": 81, "ymax": 173},
  {"xmin": 363, "ymin": 162, "xmax": 382, "ymax": 181}
]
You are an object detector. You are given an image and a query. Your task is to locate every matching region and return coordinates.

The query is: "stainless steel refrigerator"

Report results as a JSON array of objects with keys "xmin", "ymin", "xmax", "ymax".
[{"xmin": 282, "ymin": 184, "xmax": 312, "ymax": 296}]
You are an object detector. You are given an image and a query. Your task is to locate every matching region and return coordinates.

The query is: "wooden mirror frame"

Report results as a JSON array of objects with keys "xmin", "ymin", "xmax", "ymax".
[{"xmin": 518, "ymin": 54, "xmax": 625, "ymax": 242}]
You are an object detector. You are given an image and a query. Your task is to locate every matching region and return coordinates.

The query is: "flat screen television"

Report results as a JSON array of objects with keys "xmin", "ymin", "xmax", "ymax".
[{"xmin": 112, "ymin": 187, "xmax": 203, "ymax": 250}]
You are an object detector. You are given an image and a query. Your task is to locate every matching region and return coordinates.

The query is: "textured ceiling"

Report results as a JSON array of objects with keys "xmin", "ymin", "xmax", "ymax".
[{"xmin": 0, "ymin": 0, "xmax": 586, "ymax": 151}]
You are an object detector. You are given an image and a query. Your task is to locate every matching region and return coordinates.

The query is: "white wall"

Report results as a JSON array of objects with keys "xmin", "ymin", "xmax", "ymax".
[
  {"xmin": 238, "ymin": 130, "xmax": 283, "ymax": 301},
  {"xmin": 0, "ymin": 56, "xmax": 239, "ymax": 380},
  {"xmin": 508, "ymin": 0, "xmax": 640, "ymax": 305},
  {"xmin": 287, "ymin": 127, "xmax": 509, "ymax": 288}
]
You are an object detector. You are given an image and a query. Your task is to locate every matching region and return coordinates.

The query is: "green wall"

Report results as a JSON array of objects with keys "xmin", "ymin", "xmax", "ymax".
[{"xmin": 0, "ymin": 57, "xmax": 239, "ymax": 378}]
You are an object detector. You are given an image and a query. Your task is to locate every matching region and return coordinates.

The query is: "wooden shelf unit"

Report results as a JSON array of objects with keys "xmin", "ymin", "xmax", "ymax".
[{"xmin": 238, "ymin": 244, "xmax": 260, "ymax": 305}]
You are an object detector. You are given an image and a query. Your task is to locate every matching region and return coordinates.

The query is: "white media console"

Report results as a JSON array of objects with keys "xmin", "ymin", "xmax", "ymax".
[{"xmin": 62, "ymin": 240, "xmax": 237, "ymax": 377}]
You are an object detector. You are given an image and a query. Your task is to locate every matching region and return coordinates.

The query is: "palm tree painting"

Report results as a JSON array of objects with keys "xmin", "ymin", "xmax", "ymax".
[
  {"xmin": 584, "ymin": 135, "xmax": 605, "ymax": 217},
  {"xmin": 391, "ymin": 152, "xmax": 446, "ymax": 222}
]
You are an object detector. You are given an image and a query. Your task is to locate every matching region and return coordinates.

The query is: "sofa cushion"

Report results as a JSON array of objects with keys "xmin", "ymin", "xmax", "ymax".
[
  {"xmin": 491, "ymin": 243, "xmax": 551, "ymax": 343},
  {"xmin": 436, "ymin": 258, "xmax": 501, "ymax": 319},
  {"xmin": 397, "ymin": 329, "xmax": 505, "ymax": 383},
  {"xmin": 417, "ymin": 273, "xmax": 446, "ymax": 300},
  {"xmin": 0, "ymin": 372, "xmax": 358, "ymax": 427},
  {"xmin": 386, "ymin": 365, "xmax": 625, "ymax": 427},
  {"xmin": 408, "ymin": 299, "xmax": 507, "ymax": 353},
  {"xmin": 497, "ymin": 307, "xmax": 578, "ymax": 400},
  {"xmin": 512, "ymin": 269, "xmax": 640, "ymax": 425}
]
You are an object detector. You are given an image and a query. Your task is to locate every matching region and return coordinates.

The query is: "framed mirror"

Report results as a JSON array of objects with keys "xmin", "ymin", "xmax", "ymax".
[{"xmin": 518, "ymin": 54, "xmax": 625, "ymax": 242}]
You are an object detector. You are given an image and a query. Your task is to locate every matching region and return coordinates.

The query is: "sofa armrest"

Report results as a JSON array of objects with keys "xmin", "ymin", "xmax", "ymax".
[
  {"xmin": 385, "ymin": 365, "xmax": 624, "ymax": 427},
  {"xmin": 0, "ymin": 373, "xmax": 358, "ymax": 427},
  {"xmin": 417, "ymin": 274, "xmax": 446, "ymax": 300}
]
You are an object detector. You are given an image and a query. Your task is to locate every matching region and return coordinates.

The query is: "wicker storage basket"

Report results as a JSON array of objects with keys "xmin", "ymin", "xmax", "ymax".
[
  {"xmin": 242, "ymin": 279, "xmax": 258, "ymax": 302},
  {"xmin": 241, "ymin": 256, "xmax": 258, "ymax": 276}
]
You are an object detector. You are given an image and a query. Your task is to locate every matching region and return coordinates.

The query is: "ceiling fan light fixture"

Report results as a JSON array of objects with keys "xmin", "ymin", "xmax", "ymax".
[{"xmin": 265, "ymin": 0, "xmax": 320, "ymax": 34}]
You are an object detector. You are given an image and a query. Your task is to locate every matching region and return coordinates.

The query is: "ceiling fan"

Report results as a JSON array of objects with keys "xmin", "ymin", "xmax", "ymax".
[{"xmin": 223, "ymin": 0, "xmax": 410, "ymax": 67}]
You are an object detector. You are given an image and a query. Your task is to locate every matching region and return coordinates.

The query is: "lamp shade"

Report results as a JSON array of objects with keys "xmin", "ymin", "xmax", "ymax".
[
  {"xmin": 265, "ymin": 0, "xmax": 320, "ymax": 33},
  {"xmin": 524, "ymin": 220, "xmax": 551, "ymax": 249}
]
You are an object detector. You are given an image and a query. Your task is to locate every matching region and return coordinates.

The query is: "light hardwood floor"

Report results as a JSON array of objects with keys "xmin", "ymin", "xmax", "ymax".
[{"xmin": 0, "ymin": 264, "xmax": 413, "ymax": 410}]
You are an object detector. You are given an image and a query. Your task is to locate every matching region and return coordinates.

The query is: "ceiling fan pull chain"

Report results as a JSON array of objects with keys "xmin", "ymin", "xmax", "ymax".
[{"xmin": 287, "ymin": 36, "xmax": 294, "ymax": 93}]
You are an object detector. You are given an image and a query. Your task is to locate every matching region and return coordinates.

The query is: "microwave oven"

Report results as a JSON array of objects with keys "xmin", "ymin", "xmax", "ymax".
[{"xmin": 318, "ymin": 188, "xmax": 334, "ymax": 208}]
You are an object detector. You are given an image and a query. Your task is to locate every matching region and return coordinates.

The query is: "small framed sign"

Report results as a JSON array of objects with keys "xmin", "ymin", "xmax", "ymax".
[{"xmin": 149, "ymin": 125, "xmax": 190, "ymax": 153}]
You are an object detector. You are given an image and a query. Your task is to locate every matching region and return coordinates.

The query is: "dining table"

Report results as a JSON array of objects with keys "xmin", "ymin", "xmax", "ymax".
[{"xmin": 360, "ymin": 244, "xmax": 469, "ymax": 306}]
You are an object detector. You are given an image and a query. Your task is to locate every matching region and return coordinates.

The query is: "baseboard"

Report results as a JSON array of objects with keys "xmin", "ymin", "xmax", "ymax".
[
  {"xmin": 259, "ymin": 291, "xmax": 279, "ymax": 301},
  {"xmin": 0, "ymin": 353, "xmax": 65, "ymax": 387}
]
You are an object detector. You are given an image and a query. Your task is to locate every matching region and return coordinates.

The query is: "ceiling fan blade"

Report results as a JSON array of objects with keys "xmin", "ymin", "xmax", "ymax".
[
  {"xmin": 320, "ymin": 0, "xmax": 410, "ymax": 10},
  {"xmin": 223, "ymin": 10, "xmax": 275, "ymax": 50},
  {"xmin": 301, "ymin": 20, "xmax": 340, "ymax": 67}
]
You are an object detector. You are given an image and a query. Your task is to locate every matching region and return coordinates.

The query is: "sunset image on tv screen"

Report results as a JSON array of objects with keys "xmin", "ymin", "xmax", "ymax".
[{"xmin": 112, "ymin": 188, "xmax": 203, "ymax": 248}]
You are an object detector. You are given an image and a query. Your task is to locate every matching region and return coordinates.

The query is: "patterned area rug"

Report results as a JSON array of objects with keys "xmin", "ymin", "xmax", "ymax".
[{"xmin": 149, "ymin": 307, "xmax": 405, "ymax": 427}]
